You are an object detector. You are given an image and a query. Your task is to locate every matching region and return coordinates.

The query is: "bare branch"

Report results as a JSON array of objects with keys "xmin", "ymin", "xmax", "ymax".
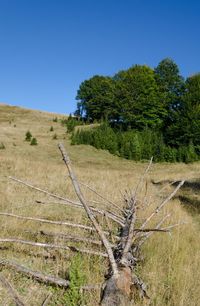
[
  {"xmin": 0, "ymin": 259, "xmax": 70, "ymax": 288},
  {"xmin": 0, "ymin": 238, "xmax": 108, "ymax": 257},
  {"xmin": 9, "ymin": 176, "xmax": 80, "ymax": 205},
  {"xmin": 138, "ymin": 214, "xmax": 170, "ymax": 247},
  {"xmin": 140, "ymin": 180, "xmax": 184, "ymax": 229},
  {"xmin": 34, "ymin": 200, "xmax": 124, "ymax": 226},
  {"xmin": 58, "ymin": 143, "xmax": 119, "ymax": 277},
  {"xmin": 9, "ymin": 177, "xmax": 124, "ymax": 226},
  {"xmin": 132, "ymin": 157, "xmax": 153, "ymax": 208},
  {"xmin": 133, "ymin": 228, "xmax": 169, "ymax": 233},
  {"xmin": 0, "ymin": 212, "xmax": 96, "ymax": 232},
  {"xmin": 79, "ymin": 181, "xmax": 122, "ymax": 212},
  {"xmin": 0, "ymin": 273, "xmax": 26, "ymax": 306},
  {"xmin": 41, "ymin": 293, "xmax": 53, "ymax": 306},
  {"xmin": 25, "ymin": 229, "xmax": 107, "ymax": 246},
  {"xmin": 120, "ymin": 158, "xmax": 154, "ymax": 263}
]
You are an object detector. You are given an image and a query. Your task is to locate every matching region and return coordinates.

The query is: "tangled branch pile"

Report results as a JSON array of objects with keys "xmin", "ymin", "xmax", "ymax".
[{"xmin": 0, "ymin": 144, "xmax": 184, "ymax": 306}]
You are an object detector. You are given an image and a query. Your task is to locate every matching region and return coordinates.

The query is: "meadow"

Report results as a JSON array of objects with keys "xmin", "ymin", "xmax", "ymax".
[{"xmin": 0, "ymin": 103, "xmax": 199, "ymax": 305}]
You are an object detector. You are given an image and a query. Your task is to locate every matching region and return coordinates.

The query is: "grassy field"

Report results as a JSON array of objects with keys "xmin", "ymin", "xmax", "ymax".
[{"xmin": 0, "ymin": 103, "xmax": 200, "ymax": 305}]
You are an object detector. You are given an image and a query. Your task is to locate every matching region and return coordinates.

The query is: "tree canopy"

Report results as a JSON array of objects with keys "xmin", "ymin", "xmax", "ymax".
[{"xmin": 73, "ymin": 59, "xmax": 200, "ymax": 163}]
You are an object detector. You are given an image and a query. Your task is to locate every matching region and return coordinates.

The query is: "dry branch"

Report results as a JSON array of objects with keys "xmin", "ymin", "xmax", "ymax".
[
  {"xmin": 41, "ymin": 293, "xmax": 53, "ymax": 306},
  {"xmin": 25, "ymin": 230, "xmax": 106, "ymax": 246},
  {"xmin": 79, "ymin": 181, "xmax": 122, "ymax": 212},
  {"xmin": 0, "ymin": 212, "xmax": 95, "ymax": 231},
  {"xmin": 0, "ymin": 273, "xmax": 26, "ymax": 306},
  {"xmin": 0, "ymin": 212, "xmax": 119, "ymax": 240},
  {"xmin": 0, "ymin": 238, "xmax": 108, "ymax": 257},
  {"xmin": 120, "ymin": 158, "xmax": 154, "ymax": 264},
  {"xmin": 0, "ymin": 259, "xmax": 70, "ymax": 288},
  {"xmin": 58, "ymin": 143, "xmax": 119, "ymax": 277},
  {"xmin": 140, "ymin": 180, "xmax": 184, "ymax": 229},
  {"xmin": 138, "ymin": 214, "xmax": 170, "ymax": 247},
  {"xmin": 9, "ymin": 177, "xmax": 124, "ymax": 226}
]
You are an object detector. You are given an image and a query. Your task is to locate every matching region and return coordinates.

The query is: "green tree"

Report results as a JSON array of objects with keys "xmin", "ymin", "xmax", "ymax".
[
  {"xmin": 165, "ymin": 73, "xmax": 200, "ymax": 147},
  {"xmin": 30, "ymin": 137, "xmax": 38, "ymax": 145},
  {"xmin": 25, "ymin": 131, "xmax": 32, "ymax": 141},
  {"xmin": 154, "ymin": 58, "xmax": 185, "ymax": 110},
  {"xmin": 76, "ymin": 75, "xmax": 115, "ymax": 121},
  {"xmin": 114, "ymin": 65, "xmax": 167, "ymax": 129}
]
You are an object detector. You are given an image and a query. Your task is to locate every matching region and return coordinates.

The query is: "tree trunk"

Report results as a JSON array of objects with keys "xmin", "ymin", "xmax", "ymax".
[{"xmin": 100, "ymin": 267, "xmax": 133, "ymax": 306}]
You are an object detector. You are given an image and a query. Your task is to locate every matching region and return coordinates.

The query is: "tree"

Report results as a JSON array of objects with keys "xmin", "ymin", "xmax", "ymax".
[
  {"xmin": 114, "ymin": 65, "xmax": 167, "ymax": 129},
  {"xmin": 76, "ymin": 75, "xmax": 115, "ymax": 121},
  {"xmin": 154, "ymin": 58, "xmax": 185, "ymax": 111},
  {"xmin": 165, "ymin": 73, "xmax": 200, "ymax": 147},
  {"xmin": 25, "ymin": 131, "xmax": 32, "ymax": 141}
]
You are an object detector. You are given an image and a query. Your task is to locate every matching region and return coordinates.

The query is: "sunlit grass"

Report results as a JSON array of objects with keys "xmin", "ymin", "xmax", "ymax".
[{"xmin": 0, "ymin": 104, "xmax": 200, "ymax": 305}]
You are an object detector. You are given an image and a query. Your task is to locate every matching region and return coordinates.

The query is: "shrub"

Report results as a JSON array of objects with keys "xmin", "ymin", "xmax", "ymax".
[
  {"xmin": 52, "ymin": 133, "xmax": 57, "ymax": 140},
  {"xmin": 0, "ymin": 142, "xmax": 5, "ymax": 149},
  {"xmin": 64, "ymin": 254, "xmax": 86, "ymax": 306},
  {"xmin": 53, "ymin": 117, "xmax": 58, "ymax": 122},
  {"xmin": 30, "ymin": 137, "xmax": 37, "ymax": 145},
  {"xmin": 25, "ymin": 131, "xmax": 32, "ymax": 141},
  {"xmin": 50, "ymin": 126, "xmax": 54, "ymax": 132}
]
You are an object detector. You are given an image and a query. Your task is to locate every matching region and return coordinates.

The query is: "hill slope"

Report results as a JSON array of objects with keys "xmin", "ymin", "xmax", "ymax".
[{"xmin": 0, "ymin": 104, "xmax": 200, "ymax": 305}]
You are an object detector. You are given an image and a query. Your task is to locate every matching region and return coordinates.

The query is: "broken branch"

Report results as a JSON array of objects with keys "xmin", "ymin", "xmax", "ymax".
[
  {"xmin": 0, "ymin": 273, "xmax": 26, "ymax": 306},
  {"xmin": 0, "ymin": 259, "xmax": 70, "ymax": 288},
  {"xmin": 58, "ymin": 143, "xmax": 119, "ymax": 277},
  {"xmin": 0, "ymin": 238, "xmax": 108, "ymax": 257}
]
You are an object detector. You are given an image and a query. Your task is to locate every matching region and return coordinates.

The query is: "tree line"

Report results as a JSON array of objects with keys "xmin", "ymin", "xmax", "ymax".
[{"xmin": 72, "ymin": 58, "xmax": 200, "ymax": 162}]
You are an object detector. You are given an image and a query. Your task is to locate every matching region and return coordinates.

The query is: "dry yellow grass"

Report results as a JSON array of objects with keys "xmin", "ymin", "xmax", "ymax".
[{"xmin": 0, "ymin": 104, "xmax": 200, "ymax": 305}]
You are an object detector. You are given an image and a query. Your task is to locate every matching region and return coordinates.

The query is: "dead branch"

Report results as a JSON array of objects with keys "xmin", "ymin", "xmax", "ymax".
[
  {"xmin": 0, "ymin": 273, "xmax": 26, "ymax": 306},
  {"xmin": 120, "ymin": 158, "xmax": 154, "ymax": 264},
  {"xmin": 0, "ymin": 212, "xmax": 119, "ymax": 239},
  {"xmin": 25, "ymin": 229, "xmax": 107, "ymax": 246},
  {"xmin": 0, "ymin": 212, "xmax": 95, "ymax": 231},
  {"xmin": 132, "ymin": 157, "xmax": 153, "ymax": 208},
  {"xmin": 0, "ymin": 259, "xmax": 70, "ymax": 288},
  {"xmin": 9, "ymin": 177, "xmax": 124, "ymax": 226},
  {"xmin": 58, "ymin": 143, "xmax": 119, "ymax": 277},
  {"xmin": 133, "ymin": 228, "xmax": 169, "ymax": 233},
  {"xmin": 0, "ymin": 238, "xmax": 108, "ymax": 257},
  {"xmin": 138, "ymin": 214, "xmax": 170, "ymax": 247},
  {"xmin": 41, "ymin": 293, "xmax": 53, "ymax": 306},
  {"xmin": 34, "ymin": 199, "xmax": 124, "ymax": 226},
  {"xmin": 140, "ymin": 180, "xmax": 184, "ymax": 229},
  {"xmin": 9, "ymin": 176, "xmax": 80, "ymax": 205},
  {"xmin": 79, "ymin": 181, "xmax": 122, "ymax": 212}
]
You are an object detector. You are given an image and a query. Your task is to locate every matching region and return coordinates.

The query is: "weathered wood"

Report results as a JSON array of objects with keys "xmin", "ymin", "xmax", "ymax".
[
  {"xmin": 0, "ymin": 273, "xmax": 26, "ymax": 306},
  {"xmin": 26, "ymin": 229, "xmax": 107, "ymax": 246},
  {"xmin": 58, "ymin": 143, "xmax": 119, "ymax": 277},
  {"xmin": 0, "ymin": 259, "xmax": 70, "ymax": 288},
  {"xmin": 9, "ymin": 176, "xmax": 124, "ymax": 226},
  {"xmin": 0, "ymin": 238, "xmax": 108, "ymax": 257},
  {"xmin": 0, "ymin": 212, "xmax": 95, "ymax": 231},
  {"xmin": 140, "ymin": 180, "xmax": 184, "ymax": 229},
  {"xmin": 41, "ymin": 293, "xmax": 53, "ymax": 306}
]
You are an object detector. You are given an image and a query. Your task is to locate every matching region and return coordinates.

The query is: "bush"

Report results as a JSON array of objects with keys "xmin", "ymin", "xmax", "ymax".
[
  {"xmin": 30, "ymin": 137, "xmax": 37, "ymax": 145},
  {"xmin": 64, "ymin": 254, "xmax": 86, "ymax": 306},
  {"xmin": 0, "ymin": 142, "xmax": 5, "ymax": 149},
  {"xmin": 25, "ymin": 131, "xmax": 32, "ymax": 141},
  {"xmin": 53, "ymin": 117, "xmax": 58, "ymax": 122},
  {"xmin": 50, "ymin": 126, "xmax": 54, "ymax": 132},
  {"xmin": 52, "ymin": 133, "xmax": 57, "ymax": 140}
]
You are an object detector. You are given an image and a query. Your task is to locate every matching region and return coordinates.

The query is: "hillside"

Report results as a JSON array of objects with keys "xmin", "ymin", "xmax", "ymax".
[{"xmin": 0, "ymin": 104, "xmax": 200, "ymax": 305}]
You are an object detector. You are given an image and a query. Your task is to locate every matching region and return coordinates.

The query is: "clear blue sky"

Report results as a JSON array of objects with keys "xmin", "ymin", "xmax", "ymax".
[{"xmin": 0, "ymin": 0, "xmax": 199, "ymax": 114}]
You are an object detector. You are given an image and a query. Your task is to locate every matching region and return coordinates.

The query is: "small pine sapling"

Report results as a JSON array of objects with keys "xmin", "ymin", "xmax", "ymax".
[
  {"xmin": 25, "ymin": 131, "xmax": 32, "ymax": 141},
  {"xmin": 30, "ymin": 137, "xmax": 38, "ymax": 145}
]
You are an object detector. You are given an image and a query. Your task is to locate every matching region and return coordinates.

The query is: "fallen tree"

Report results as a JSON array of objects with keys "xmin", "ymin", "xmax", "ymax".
[{"xmin": 0, "ymin": 144, "xmax": 184, "ymax": 305}]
